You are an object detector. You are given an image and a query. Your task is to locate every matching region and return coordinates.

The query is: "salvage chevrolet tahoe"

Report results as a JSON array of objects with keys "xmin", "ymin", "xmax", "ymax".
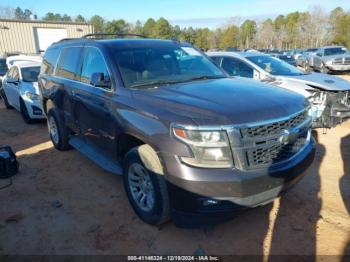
[{"xmin": 39, "ymin": 34, "xmax": 315, "ymax": 227}]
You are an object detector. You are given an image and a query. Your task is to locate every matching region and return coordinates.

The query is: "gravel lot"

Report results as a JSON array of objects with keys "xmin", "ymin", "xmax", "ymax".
[{"xmin": 0, "ymin": 76, "xmax": 349, "ymax": 258}]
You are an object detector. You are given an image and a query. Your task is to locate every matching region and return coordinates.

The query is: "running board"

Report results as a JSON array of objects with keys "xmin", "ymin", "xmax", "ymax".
[{"xmin": 69, "ymin": 137, "xmax": 123, "ymax": 175}]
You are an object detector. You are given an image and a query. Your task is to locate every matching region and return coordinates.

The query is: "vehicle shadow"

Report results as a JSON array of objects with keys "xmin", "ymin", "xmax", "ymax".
[
  {"xmin": 340, "ymin": 134, "xmax": 350, "ymax": 259},
  {"xmin": 268, "ymin": 130, "xmax": 323, "ymax": 259},
  {"xmin": 0, "ymin": 100, "xmax": 48, "ymax": 152}
]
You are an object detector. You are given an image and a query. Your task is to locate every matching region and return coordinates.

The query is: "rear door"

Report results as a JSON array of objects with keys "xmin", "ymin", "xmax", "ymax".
[
  {"xmin": 74, "ymin": 46, "xmax": 116, "ymax": 157},
  {"xmin": 54, "ymin": 46, "xmax": 84, "ymax": 133}
]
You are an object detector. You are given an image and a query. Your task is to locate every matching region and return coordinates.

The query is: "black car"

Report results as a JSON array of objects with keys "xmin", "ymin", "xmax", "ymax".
[{"xmin": 39, "ymin": 34, "xmax": 315, "ymax": 227}]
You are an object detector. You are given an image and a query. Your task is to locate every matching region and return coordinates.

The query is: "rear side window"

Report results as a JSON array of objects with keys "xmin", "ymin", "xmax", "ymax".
[
  {"xmin": 222, "ymin": 57, "xmax": 253, "ymax": 78},
  {"xmin": 56, "ymin": 47, "xmax": 83, "ymax": 81},
  {"xmin": 41, "ymin": 47, "xmax": 61, "ymax": 75},
  {"xmin": 81, "ymin": 47, "xmax": 110, "ymax": 88}
]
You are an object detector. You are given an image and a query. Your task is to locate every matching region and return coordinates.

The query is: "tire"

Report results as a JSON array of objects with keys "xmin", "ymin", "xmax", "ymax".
[
  {"xmin": 320, "ymin": 63, "xmax": 329, "ymax": 74},
  {"xmin": 47, "ymin": 108, "xmax": 71, "ymax": 151},
  {"xmin": 304, "ymin": 61, "xmax": 310, "ymax": 72},
  {"xmin": 123, "ymin": 144, "xmax": 170, "ymax": 225},
  {"xmin": 0, "ymin": 89, "xmax": 13, "ymax": 109},
  {"xmin": 20, "ymin": 99, "xmax": 33, "ymax": 124}
]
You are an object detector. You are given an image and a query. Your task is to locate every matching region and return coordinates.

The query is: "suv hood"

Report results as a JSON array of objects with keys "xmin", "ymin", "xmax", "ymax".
[
  {"xmin": 279, "ymin": 72, "xmax": 350, "ymax": 91},
  {"xmin": 133, "ymin": 78, "xmax": 307, "ymax": 126}
]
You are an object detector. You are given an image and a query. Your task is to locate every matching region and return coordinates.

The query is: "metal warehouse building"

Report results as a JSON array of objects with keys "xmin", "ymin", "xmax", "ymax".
[{"xmin": 0, "ymin": 19, "xmax": 94, "ymax": 55}]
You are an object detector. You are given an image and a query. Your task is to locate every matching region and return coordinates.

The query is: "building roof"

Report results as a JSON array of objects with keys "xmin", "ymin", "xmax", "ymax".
[{"xmin": 0, "ymin": 18, "xmax": 92, "ymax": 26}]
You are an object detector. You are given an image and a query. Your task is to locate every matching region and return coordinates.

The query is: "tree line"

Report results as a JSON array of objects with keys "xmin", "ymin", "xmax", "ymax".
[{"xmin": 0, "ymin": 6, "xmax": 349, "ymax": 50}]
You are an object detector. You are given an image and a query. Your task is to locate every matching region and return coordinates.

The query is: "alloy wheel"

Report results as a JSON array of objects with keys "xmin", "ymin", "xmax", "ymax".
[
  {"xmin": 128, "ymin": 163, "xmax": 155, "ymax": 212},
  {"xmin": 48, "ymin": 116, "xmax": 59, "ymax": 145}
]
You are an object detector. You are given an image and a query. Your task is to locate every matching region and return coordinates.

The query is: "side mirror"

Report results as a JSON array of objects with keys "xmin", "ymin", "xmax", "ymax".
[
  {"xmin": 7, "ymin": 78, "xmax": 19, "ymax": 85},
  {"xmin": 260, "ymin": 75, "xmax": 276, "ymax": 83},
  {"xmin": 253, "ymin": 69, "xmax": 260, "ymax": 80},
  {"xmin": 90, "ymin": 73, "xmax": 111, "ymax": 88}
]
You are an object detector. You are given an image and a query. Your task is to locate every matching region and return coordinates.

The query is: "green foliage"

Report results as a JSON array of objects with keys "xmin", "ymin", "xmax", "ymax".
[
  {"xmin": 240, "ymin": 20, "xmax": 257, "ymax": 48},
  {"xmin": 14, "ymin": 7, "xmax": 32, "ymax": 20},
  {"xmin": 105, "ymin": 19, "xmax": 129, "ymax": 34},
  {"xmin": 43, "ymin": 12, "xmax": 62, "ymax": 21},
  {"xmin": 75, "ymin": 15, "xmax": 86, "ymax": 23},
  {"xmin": 90, "ymin": 15, "xmax": 105, "ymax": 33},
  {"xmin": 219, "ymin": 26, "xmax": 239, "ymax": 49},
  {"xmin": 10, "ymin": 5, "xmax": 350, "ymax": 49}
]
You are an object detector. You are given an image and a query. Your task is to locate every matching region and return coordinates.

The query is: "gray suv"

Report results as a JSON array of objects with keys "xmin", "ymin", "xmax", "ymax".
[
  {"xmin": 311, "ymin": 46, "xmax": 350, "ymax": 73},
  {"xmin": 39, "ymin": 35, "xmax": 315, "ymax": 227}
]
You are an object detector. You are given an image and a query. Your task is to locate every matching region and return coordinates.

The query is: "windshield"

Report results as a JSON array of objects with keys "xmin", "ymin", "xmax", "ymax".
[
  {"xmin": 111, "ymin": 44, "xmax": 226, "ymax": 88},
  {"xmin": 246, "ymin": 55, "xmax": 304, "ymax": 76},
  {"xmin": 324, "ymin": 47, "xmax": 348, "ymax": 56},
  {"xmin": 21, "ymin": 66, "xmax": 40, "ymax": 82}
]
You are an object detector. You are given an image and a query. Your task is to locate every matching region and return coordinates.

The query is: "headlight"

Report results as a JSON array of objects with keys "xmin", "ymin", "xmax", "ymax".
[
  {"xmin": 173, "ymin": 127, "xmax": 233, "ymax": 168},
  {"xmin": 24, "ymin": 91, "xmax": 40, "ymax": 101}
]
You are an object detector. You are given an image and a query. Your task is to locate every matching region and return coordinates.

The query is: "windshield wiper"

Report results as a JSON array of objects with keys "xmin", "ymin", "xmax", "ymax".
[
  {"xmin": 129, "ymin": 80, "xmax": 184, "ymax": 88},
  {"xmin": 187, "ymin": 75, "xmax": 226, "ymax": 82}
]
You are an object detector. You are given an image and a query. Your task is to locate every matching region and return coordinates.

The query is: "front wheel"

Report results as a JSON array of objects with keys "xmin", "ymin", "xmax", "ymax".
[
  {"xmin": 0, "ymin": 89, "xmax": 13, "ymax": 109},
  {"xmin": 123, "ymin": 144, "xmax": 170, "ymax": 225},
  {"xmin": 320, "ymin": 63, "xmax": 329, "ymax": 74}
]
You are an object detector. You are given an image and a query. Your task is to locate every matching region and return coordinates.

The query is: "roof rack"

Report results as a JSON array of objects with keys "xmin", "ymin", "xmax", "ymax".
[
  {"xmin": 82, "ymin": 33, "xmax": 147, "ymax": 39},
  {"xmin": 56, "ymin": 38, "xmax": 77, "ymax": 43}
]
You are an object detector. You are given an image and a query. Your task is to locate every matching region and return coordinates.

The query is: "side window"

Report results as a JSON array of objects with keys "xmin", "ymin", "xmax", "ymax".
[
  {"xmin": 222, "ymin": 57, "xmax": 253, "ymax": 78},
  {"xmin": 12, "ymin": 67, "xmax": 20, "ymax": 80},
  {"xmin": 81, "ymin": 47, "xmax": 110, "ymax": 88},
  {"xmin": 41, "ymin": 47, "xmax": 61, "ymax": 75},
  {"xmin": 56, "ymin": 47, "xmax": 83, "ymax": 81},
  {"xmin": 316, "ymin": 51, "xmax": 323, "ymax": 57},
  {"xmin": 6, "ymin": 67, "xmax": 14, "ymax": 78},
  {"xmin": 210, "ymin": 56, "xmax": 222, "ymax": 66}
]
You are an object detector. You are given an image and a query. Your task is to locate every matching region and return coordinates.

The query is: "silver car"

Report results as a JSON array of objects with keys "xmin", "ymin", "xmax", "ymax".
[
  {"xmin": 208, "ymin": 51, "xmax": 350, "ymax": 128},
  {"xmin": 309, "ymin": 46, "xmax": 350, "ymax": 73}
]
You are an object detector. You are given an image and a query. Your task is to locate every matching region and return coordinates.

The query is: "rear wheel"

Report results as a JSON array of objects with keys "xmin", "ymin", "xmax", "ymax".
[
  {"xmin": 47, "ymin": 108, "xmax": 71, "ymax": 151},
  {"xmin": 0, "ymin": 89, "xmax": 13, "ymax": 109},
  {"xmin": 123, "ymin": 144, "xmax": 170, "ymax": 225},
  {"xmin": 20, "ymin": 99, "xmax": 33, "ymax": 124}
]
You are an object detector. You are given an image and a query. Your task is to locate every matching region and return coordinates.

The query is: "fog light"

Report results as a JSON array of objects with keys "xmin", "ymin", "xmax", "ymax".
[{"xmin": 202, "ymin": 199, "xmax": 219, "ymax": 206}]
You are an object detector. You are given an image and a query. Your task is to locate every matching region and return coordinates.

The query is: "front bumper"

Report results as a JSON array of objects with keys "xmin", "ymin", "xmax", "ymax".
[
  {"xmin": 23, "ymin": 98, "xmax": 45, "ymax": 119},
  {"xmin": 163, "ymin": 137, "xmax": 315, "ymax": 226},
  {"xmin": 327, "ymin": 64, "xmax": 350, "ymax": 71}
]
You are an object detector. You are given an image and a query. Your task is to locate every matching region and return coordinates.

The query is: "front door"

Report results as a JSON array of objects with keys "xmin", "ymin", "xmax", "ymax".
[
  {"xmin": 4, "ymin": 67, "xmax": 21, "ymax": 110},
  {"xmin": 74, "ymin": 46, "xmax": 116, "ymax": 158}
]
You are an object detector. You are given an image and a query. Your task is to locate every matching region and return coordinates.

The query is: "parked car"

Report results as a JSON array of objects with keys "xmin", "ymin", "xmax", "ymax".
[
  {"xmin": 0, "ymin": 61, "xmax": 45, "ymax": 123},
  {"xmin": 207, "ymin": 51, "xmax": 350, "ymax": 128},
  {"xmin": 6, "ymin": 54, "xmax": 42, "ymax": 68},
  {"xmin": 39, "ymin": 36, "xmax": 315, "ymax": 227},
  {"xmin": 276, "ymin": 54, "xmax": 297, "ymax": 66},
  {"xmin": 300, "ymin": 48, "xmax": 318, "ymax": 70},
  {"xmin": 0, "ymin": 58, "xmax": 8, "ymax": 87},
  {"xmin": 309, "ymin": 46, "xmax": 350, "ymax": 73}
]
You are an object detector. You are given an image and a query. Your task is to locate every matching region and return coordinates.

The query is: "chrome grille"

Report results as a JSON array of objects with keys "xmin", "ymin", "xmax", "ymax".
[
  {"xmin": 246, "ymin": 131, "xmax": 308, "ymax": 166},
  {"xmin": 240, "ymin": 110, "xmax": 308, "ymax": 138},
  {"xmin": 333, "ymin": 58, "xmax": 350, "ymax": 65},
  {"xmin": 232, "ymin": 110, "xmax": 311, "ymax": 170}
]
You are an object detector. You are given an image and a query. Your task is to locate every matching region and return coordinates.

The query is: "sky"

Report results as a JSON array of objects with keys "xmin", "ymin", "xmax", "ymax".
[{"xmin": 1, "ymin": 0, "xmax": 350, "ymax": 28}]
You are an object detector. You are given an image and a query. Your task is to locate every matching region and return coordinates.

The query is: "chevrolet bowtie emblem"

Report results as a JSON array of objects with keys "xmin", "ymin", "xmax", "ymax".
[{"xmin": 279, "ymin": 130, "xmax": 290, "ymax": 145}]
